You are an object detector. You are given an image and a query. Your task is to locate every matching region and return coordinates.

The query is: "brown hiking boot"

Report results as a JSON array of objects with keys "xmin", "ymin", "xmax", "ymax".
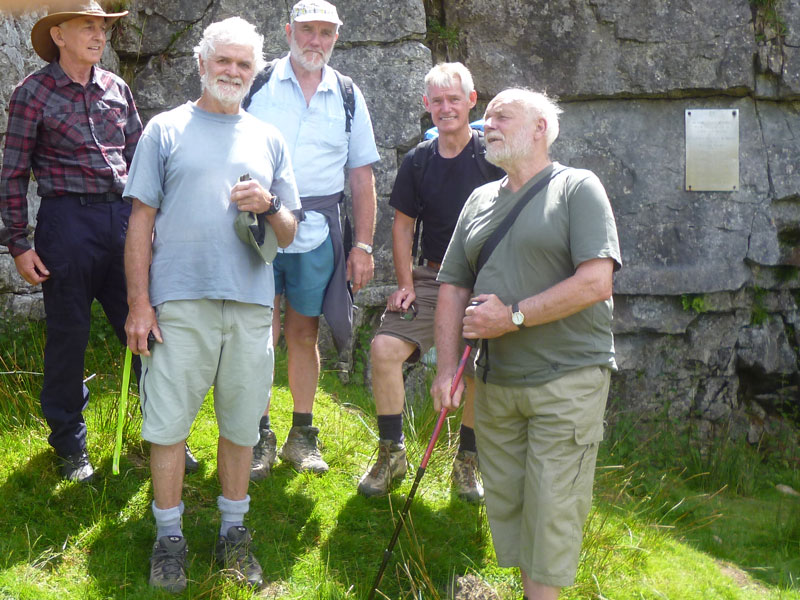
[
  {"xmin": 279, "ymin": 425, "xmax": 329, "ymax": 473},
  {"xmin": 250, "ymin": 428, "xmax": 277, "ymax": 481},
  {"xmin": 357, "ymin": 439, "xmax": 407, "ymax": 498},
  {"xmin": 452, "ymin": 450, "xmax": 484, "ymax": 503}
]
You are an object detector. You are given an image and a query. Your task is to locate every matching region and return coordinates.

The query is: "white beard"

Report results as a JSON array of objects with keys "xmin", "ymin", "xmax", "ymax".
[
  {"xmin": 289, "ymin": 34, "xmax": 332, "ymax": 72},
  {"xmin": 201, "ymin": 73, "xmax": 251, "ymax": 107},
  {"xmin": 485, "ymin": 127, "xmax": 533, "ymax": 168}
]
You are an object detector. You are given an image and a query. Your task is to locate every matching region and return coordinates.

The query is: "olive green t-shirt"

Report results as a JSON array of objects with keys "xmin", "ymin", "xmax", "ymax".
[{"xmin": 438, "ymin": 163, "xmax": 621, "ymax": 386}]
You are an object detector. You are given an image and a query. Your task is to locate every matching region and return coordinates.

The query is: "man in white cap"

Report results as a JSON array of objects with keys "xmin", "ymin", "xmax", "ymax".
[
  {"xmin": 245, "ymin": 0, "xmax": 379, "ymax": 477},
  {"xmin": 0, "ymin": 1, "xmax": 196, "ymax": 483}
]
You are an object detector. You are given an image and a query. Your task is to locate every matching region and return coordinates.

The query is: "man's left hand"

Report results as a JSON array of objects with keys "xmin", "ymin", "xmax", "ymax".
[
  {"xmin": 347, "ymin": 246, "xmax": 374, "ymax": 293},
  {"xmin": 230, "ymin": 179, "xmax": 273, "ymax": 214},
  {"xmin": 463, "ymin": 293, "xmax": 517, "ymax": 340}
]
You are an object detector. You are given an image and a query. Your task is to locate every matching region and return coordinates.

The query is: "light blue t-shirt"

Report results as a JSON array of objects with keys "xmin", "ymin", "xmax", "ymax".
[
  {"xmin": 246, "ymin": 55, "xmax": 380, "ymax": 253},
  {"xmin": 123, "ymin": 102, "xmax": 300, "ymax": 307}
]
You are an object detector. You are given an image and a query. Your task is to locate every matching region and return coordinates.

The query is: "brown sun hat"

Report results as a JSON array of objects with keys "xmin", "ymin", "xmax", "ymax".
[{"xmin": 31, "ymin": 0, "xmax": 128, "ymax": 63}]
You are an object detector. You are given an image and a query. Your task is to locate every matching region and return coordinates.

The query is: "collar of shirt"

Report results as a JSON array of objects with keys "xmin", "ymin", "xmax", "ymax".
[
  {"xmin": 277, "ymin": 53, "xmax": 338, "ymax": 96},
  {"xmin": 46, "ymin": 60, "xmax": 103, "ymax": 92}
]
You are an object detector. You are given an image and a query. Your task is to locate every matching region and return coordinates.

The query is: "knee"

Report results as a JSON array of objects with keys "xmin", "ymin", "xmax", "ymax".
[{"xmin": 370, "ymin": 335, "xmax": 409, "ymax": 370}]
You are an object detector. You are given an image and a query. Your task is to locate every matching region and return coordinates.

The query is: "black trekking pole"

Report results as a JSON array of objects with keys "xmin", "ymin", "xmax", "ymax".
[{"xmin": 368, "ymin": 337, "xmax": 477, "ymax": 599}]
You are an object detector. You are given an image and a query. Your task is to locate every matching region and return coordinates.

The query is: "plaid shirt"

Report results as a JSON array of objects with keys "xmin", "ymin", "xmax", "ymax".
[{"xmin": 0, "ymin": 61, "xmax": 142, "ymax": 257}]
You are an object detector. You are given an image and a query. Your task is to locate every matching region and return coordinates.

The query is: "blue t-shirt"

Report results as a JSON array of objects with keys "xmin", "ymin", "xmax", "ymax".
[{"xmin": 123, "ymin": 102, "xmax": 300, "ymax": 307}]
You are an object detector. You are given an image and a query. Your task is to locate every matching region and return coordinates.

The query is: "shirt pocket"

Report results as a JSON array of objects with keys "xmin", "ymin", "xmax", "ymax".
[
  {"xmin": 305, "ymin": 107, "xmax": 348, "ymax": 153},
  {"xmin": 93, "ymin": 99, "xmax": 128, "ymax": 149},
  {"xmin": 42, "ymin": 104, "xmax": 89, "ymax": 151}
]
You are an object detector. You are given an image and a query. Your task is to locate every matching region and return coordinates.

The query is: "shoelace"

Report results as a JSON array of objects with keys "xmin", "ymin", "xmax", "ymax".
[
  {"xmin": 152, "ymin": 546, "xmax": 184, "ymax": 578},
  {"xmin": 369, "ymin": 445, "xmax": 392, "ymax": 478}
]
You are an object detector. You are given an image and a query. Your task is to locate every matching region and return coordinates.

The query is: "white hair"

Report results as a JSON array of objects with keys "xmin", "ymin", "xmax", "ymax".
[
  {"xmin": 424, "ymin": 62, "xmax": 474, "ymax": 98},
  {"xmin": 193, "ymin": 17, "xmax": 266, "ymax": 73},
  {"xmin": 496, "ymin": 88, "xmax": 563, "ymax": 147}
]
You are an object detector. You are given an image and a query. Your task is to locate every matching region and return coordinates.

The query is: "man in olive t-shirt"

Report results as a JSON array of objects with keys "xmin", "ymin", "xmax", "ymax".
[{"xmin": 431, "ymin": 88, "xmax": 621, "ymax": 600}]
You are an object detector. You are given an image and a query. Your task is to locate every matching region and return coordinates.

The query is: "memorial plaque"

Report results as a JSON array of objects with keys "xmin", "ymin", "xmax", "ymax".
[{"xmin": 685, "ymin": 109, "xmax": 739, "ymax": 191}]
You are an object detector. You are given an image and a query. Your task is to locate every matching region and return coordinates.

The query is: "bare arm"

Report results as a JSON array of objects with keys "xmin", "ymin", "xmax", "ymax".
[
  {"xmin": 346, "ymin": 163, "xmax": 376, "ymax": 293},
  {"xmin": 124, "ymin": 199, "xmax": 159, "ymax": 356},
  {"xmin": 386, "ymin": 209, "xmax": 416, "ymax": 311},
  {"xmin": 464, "ymin": 257, "xmax": 616, "ymax": 340},
  {"xmin": 430, "ymin": 283, "xmax": 472, "ymax": 411}
]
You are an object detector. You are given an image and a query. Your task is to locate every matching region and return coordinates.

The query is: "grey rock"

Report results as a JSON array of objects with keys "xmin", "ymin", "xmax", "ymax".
[
  {"xmin": 553, "ymin": 97, "xmax": 768, "ymax": 296},
  {"xmin": 329, "ymin": 42, "xmax": 431, "ymax": 148},
  {"xmin": 737, "ymin": 317, "xmax": 798, "ymax": 375},
  {"xmin": 335, "ymin": 0, "xmax": 426, "ymax": 43},
  {"xmin": 447, "ymin": 0, "xmax": 756, "ymax": 98},
  {"xmin": 756, "ymin": 101, "xmax": 800, "ymax": 202}
]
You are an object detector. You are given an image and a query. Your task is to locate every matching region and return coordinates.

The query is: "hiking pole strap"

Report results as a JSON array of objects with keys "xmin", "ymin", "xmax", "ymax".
[{"xmin": 113, "ymin": 347, "xmax": 132, "ymax": 475}]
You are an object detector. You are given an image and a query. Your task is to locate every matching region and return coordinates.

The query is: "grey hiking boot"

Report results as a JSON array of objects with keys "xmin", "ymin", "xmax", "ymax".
[
  {"xmin": 149, "ymin": 535, "xmax": 188, "ymax": 593},
  {"xmin": 250, "ymin": 428, "xmax": 277, "ymax": 481},
  {"xmin": 214, "ymin": 525, "xmax": 263, "ymax": 589},
  {"xmin": 357, "ymin": 439, "xmax": 407, "ymax": 498},
  {"xmin": 452, "ymin": 450, "xmax": 484, "ymax": 503},
  {"xmin": 184, "ymin": 443, "xmax": 199, "ymax": 473},
  {"xmin": 279, "ymin": 425, "xmax": 329, "ymax": 473}
]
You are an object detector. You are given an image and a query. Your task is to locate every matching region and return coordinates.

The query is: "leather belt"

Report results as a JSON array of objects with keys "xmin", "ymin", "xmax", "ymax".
[{"xmin": 76, "ymin": 192, "xmax": 122, "ymax": 205}]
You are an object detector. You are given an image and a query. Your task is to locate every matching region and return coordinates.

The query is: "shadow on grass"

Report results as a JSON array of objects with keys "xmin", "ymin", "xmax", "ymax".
[{"xmin": 322, "ymin": 486, "xmax": 489, "ymax": 599}]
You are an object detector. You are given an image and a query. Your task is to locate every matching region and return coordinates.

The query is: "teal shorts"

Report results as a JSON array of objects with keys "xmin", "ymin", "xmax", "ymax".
[
  {"xmin": 273, "ymin": 234, "xmax": 334, "ymax": 316},
  {"xmin": 140, "ymin": 299, "xmax": 274, "ymax": 447},
  {"xmin": 474, "ymin": 366, "xmax": 610, "ymax": 588}
]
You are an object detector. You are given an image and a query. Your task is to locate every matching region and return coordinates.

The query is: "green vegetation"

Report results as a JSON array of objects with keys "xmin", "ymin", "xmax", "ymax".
[
  {"xmin": 0, "ymin": 306, "xmax": 799, "ymax": 598},
  {"xmin": 752, "ymin": 0, "xmax": 787, "ymax": 40},
  {"xmin": 426, "ymin": 17, "xmax": 460, "ymax": 61},
  {"xmin": 681, "ymin": 293, "xmax": 708, "ymax": 314}
]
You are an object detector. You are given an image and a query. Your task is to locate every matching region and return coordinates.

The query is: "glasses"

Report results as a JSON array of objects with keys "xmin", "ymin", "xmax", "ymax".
[{"xmin": 400, "ymin": 303, "xmax": 418, "ymax": 321}]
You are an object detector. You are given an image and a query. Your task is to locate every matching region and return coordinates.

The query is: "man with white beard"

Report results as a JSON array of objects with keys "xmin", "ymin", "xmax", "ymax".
[
  {"xmin": 432, "ymin": 89, "xmax": 621, "ymax": 600},
  {"xmin": 245, "ymin": 0, "xmax": 379, "ymax": 478},
  {"xmin": 123, "ymin": 17, "xmax": 299, "ymax": 593}
]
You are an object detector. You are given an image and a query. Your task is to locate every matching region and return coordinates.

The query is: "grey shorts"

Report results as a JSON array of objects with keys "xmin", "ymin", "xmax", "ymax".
[
  {"xmin": 474, "ymin": 366, "xmax": 610, "ymax": 587},
  {"xmin": 140, "ymin": 299, "xmax": 274, "ymax": 447}
]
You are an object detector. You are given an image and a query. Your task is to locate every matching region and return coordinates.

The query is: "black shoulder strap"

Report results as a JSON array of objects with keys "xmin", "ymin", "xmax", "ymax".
[
  {"xmin": 470, "ymin": 129, "xmax": 495, "ymax": 183},
  {"xmin": 332, "ymin": 69, "xmax": 356, "ymax": 133},
  {"xmin": 475, "ymin": 167, "xmax": 565, "ymax": 275},
  {"xmin": 242, "ymin": 59, "xmax": 278, "ymax": 110},
  {"xmin": 409, "ymin": 138, "xmax": 437, "ymax": 263}
]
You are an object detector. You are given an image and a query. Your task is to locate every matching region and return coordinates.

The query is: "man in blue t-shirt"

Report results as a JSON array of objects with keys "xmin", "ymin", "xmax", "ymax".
[{"xmin": 124, "ymin": 17, "xmax": 299, "ymax": 593}]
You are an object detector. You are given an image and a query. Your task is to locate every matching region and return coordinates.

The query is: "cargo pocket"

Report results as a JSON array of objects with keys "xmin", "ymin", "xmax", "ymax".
[{"xmin": 569, "ymin": 421, "xmax": 605, "ymax": 494}]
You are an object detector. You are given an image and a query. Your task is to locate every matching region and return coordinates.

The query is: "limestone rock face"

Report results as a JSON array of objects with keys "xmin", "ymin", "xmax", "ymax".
[{"xmin": 1, "ymin": 0, "xmax": 799, "ymax": 438}]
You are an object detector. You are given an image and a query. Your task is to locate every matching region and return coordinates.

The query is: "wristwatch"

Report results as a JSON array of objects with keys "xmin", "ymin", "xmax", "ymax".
[
  {"xmin": 265, "ymin": 195, "xmax": 281, "ymax": 216},
  {"xmin": 354, "ymin": 241, "xmax": 373, "ymax": 255},
  {"xmin": 511, "ymin": 302, "xmax": 526, "ymax": 329}
]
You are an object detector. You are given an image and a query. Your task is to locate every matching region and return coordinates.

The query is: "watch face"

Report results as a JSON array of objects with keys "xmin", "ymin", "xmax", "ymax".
[{"xmin": 512, "ymin": 311, "xmax": 524, "ymax": 325}]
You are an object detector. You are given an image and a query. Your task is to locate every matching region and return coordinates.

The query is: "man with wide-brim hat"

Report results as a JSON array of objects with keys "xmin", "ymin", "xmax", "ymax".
[
  {"xmin": 0, "ymin": 1, "xmax": 199, "ymax": 484},
  {"xmin": 30, "ymin": 0, "xmax": 128, "ymax": 63}
]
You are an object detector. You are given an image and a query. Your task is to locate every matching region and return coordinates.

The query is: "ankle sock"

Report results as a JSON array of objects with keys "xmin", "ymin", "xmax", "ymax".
[
  {"xmin": 292, "ymin": 412, "xmax": 313, "ymax": 428},
  {"xmin": 153, "ymin": 500, "xmax": 184, "ymax": 539},
  {"xmin": 377, "ymin": 413, "xmax": 404, "ymax": 444},
  {"xmin": 458, "ymin": 424, "xmax": 477, "ymax": 453},
  {"xmin": 218, "ymin": 494, "xmax": 250, "ymax": 537},
  {"xmin": 259, "ymin": 415, "xmax": 271, "ymax": 430}
]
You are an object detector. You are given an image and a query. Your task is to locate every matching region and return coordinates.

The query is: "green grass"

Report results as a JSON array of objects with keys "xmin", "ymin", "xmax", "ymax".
[{"xmin": 0, "ymin": 304, "xmax": 798, "ymax": 599}]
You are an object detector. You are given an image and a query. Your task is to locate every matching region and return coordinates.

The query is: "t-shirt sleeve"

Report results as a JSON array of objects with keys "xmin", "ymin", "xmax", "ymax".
[
  {"xmin": 346, "ymin": 83, "xmax": 380, "ymax": 169},
  {"xmin": 567, "ymin": 171, "xmax": 622, "ymax": 270},
  {"xmin": 122, "ymin": 123, "xmax": 167, "ymax": 209},
  {"xmin": 388, "ymin": 149, "xmax": 419, "ymax": 218}
]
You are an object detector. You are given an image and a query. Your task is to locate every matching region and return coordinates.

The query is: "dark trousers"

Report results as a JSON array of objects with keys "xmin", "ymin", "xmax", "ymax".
[{"xmin": 34, "ymin": 195, "xmax": 138, "ymax": 457}]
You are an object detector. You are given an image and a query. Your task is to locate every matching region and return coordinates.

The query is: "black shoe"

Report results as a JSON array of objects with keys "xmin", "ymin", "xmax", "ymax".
[
  {"xmin": 149, "ymin": 535, "xmax": 188, "ymax": 593},
  {"xmin": 214, "ymin": 526, "xmax": 263, "ymax": 589},
  {"xmin": 58, "ymin": 451, "xmax": 94, "ymax": 483},
  {"xmin": 184, "ymin": 443, "xmax": 199, "ymax": 473}
]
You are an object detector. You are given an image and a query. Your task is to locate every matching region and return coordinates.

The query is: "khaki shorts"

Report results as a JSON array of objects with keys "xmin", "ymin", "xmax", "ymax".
[
  {"xmin": 376, "ymin": 266, "xmax": 474, "ymax": 375},
  {"xmin": 474, "ymin": 366, "xmax": 610, "ymax": 588},
  {"xmin": 140, "ymin": 299, "xmax": 273, "ymax": 447}
]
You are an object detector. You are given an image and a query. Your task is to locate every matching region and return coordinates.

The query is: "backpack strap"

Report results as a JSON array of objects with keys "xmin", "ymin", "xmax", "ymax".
[
  {"xmin": 409, "ymin": 138, "xmax": 437, "ymax": 264},
  {"xmin": 470, "ymin": 129, "xmax": 496, "ymax": 183},
  {"xmin": 242, "ymin": 59, "xmax": 278, "ymax": 110},
  {"xmin": 333, "ymin": 70, "xmax": 356, "ymax": 133}
]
